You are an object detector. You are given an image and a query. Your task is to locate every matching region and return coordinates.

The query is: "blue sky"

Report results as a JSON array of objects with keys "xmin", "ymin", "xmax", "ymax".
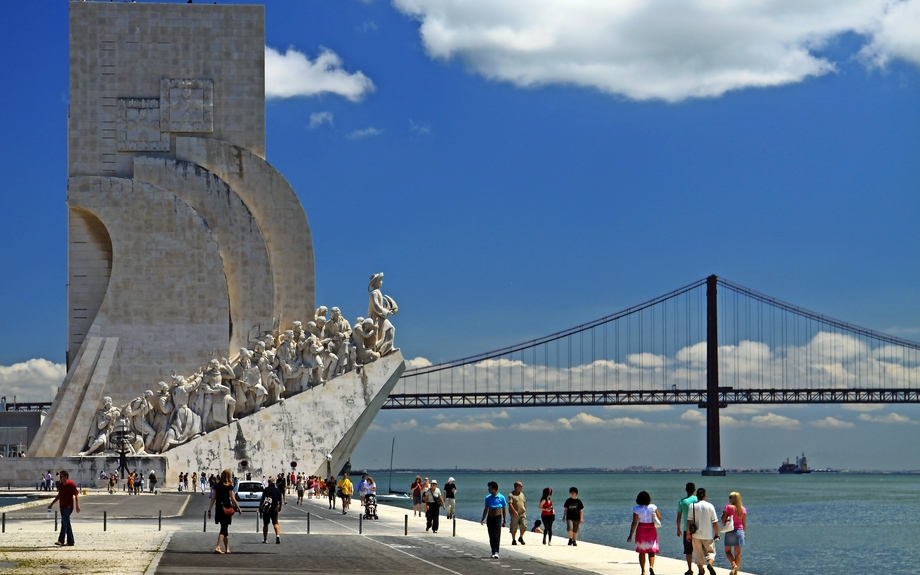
[{"xmin": 1, "ymin": 0, "xmax": 919, "ymax": 470}]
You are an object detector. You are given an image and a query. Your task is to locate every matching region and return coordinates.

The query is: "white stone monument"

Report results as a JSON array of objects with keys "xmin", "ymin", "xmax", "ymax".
[{"xmin": 15, "ymin": 2, "xmax": 406, "ymax": 482}]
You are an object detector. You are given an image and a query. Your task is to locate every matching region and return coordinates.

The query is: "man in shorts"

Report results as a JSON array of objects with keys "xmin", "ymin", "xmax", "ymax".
[
  {"xmin": 260, "ymin": 476, "xmax": 284, "ymax": 544},
  {"xmin": 677, "ymin": 482, "xmax": 699, "ymax": 575},
  {"xmin": 337, "ymin": 472, "xmax": 353, "ymax": 515},
  {"xmin": 508, "ymin": 481, "xmax": 527, "ymax": 545},
  {"xmin": 563, "ymin": 487, "xmax": 584, "ymax": 546},
  {"xmin": 686, "ymin": 487, "xmax": 720, "ymax": 575}
]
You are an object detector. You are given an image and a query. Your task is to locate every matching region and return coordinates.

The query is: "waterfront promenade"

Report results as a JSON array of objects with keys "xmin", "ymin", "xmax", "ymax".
[{"xmin": 0, "ymin": 490, "xmax": 750, "ymax": 575}]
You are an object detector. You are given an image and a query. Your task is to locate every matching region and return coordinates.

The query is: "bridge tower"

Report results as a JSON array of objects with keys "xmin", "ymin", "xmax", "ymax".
[{"xmin": 703, "ymin": 274, "xmax": 726, "ymax": 476}]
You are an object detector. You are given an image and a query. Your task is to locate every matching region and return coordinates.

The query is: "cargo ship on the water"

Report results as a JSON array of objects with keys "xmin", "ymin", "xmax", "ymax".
[{"xmin": 779, "ymin": 453, "xmax": 812, "ymax": 474}]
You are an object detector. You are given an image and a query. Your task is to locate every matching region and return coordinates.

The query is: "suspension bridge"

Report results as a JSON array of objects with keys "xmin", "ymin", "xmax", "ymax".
[{"xmin": 383, "ymin": 275, "xmax": 920, "ymax": 475}]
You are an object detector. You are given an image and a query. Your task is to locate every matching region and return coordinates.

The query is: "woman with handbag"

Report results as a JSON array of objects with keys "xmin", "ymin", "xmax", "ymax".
[
  {"xmin": 627, "ymin": 491, "xmax": 662, "ymax": 575},
  {"xmin": 207, "ymin": 469, "xmax": 241, "ymax": 554},
  {"xmin": 721, "ymin": 491, "xmax": 747, "ymax": 575}
]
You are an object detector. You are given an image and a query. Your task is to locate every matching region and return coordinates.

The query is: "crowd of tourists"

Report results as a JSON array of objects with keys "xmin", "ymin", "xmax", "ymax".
[{"xmin": 44, "ymin": 465, "xmax": 747, "ymax": 575}]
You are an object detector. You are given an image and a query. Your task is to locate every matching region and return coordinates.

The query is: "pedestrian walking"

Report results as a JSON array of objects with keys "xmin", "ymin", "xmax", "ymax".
[
  {"xmin": 327, "ymin": 475, "xmax": 337, "ymax": 509},
  {"xmin": 296, "ymin": 474, "xmax": 305, "ymax": 504},
  {"xmin": 627, "ymin": 491, "xmax": 662, "ymax": 575},
  {"xmin": 192, "ymin": 472, "xmax": 198, "ymax": 493},
  {"xmin": 686, "ymin": 487, "xmax": 720, "ymax": 575},
  {"xmin": 148, "ymin": 470, "xmax": 158, "ymax": 492},
  {"xmin": 207, "ymin": 469, "xmax": 241, "ymax": 554},
  {"xmin": 411, "ymin": 475, "xmax": 423, "ymax": 516},
  {"xmin": 721, "ymin": 492, "xmax": 747, "ymax": 575},
  {"xmin": 480, "ymin": 481, "xmax": 508, "ymax": 559},
  {"xmin": 260, "ymin": 476, "xmax": 284, "ymax": 544},
  {"xmin": 677, "ymin": 482, "xmax": 699, "ymax": 575},
  {"xmin": 337, "ymin": 472, "xmax": 353, "ymax": 514},
  {"xmin": 508, "ymin": 481, "xmax": 527, "ymax": 545},
  {"xmin": 424, "ymin": 479, "xmax": 445, "ymax": 533},
  {"xmin": 563, "ymin": 487, "xmax": 584, "ymax": 546},
  {"xmin": 47, "ymin": 470, "xmax": 80, "ymax": 546},
  {"xmin": 444, "ymin": 477, "xmax": 458, "ymax": 520},
  {"xmin": 539, "ymin": 487, "xmax": 556, "ymax": 545}
]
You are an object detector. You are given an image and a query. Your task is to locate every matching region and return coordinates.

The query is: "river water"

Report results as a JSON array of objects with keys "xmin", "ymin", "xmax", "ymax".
[{"xmin": 374, "ymin": 471, "xmax": 920, "ymax": 575}]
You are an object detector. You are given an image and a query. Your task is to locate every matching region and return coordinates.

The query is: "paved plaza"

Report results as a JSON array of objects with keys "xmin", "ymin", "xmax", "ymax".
[{"xmin": 0, "ymin": 490, "xmax": 752, "ymax": 575}]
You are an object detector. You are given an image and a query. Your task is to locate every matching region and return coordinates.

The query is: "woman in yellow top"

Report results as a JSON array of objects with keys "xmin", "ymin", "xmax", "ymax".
[{"xmin": 337, "ymin": 472, "xmax": 353, "ymax": 515}]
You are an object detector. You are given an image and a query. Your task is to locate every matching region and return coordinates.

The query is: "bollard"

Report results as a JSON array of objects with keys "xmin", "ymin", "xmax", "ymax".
[
  {"xmin": 158, "ymin": 510, "xmax": 162, "ymax": 532},
  {"xmin": 2, "ymin": 512, "xmax": 5, "ymax": 533},
  {"xmin": 307, "ymin": 513, "xmax": 311, "ymax": 534},
  {"xmin": 55, "ymin": 511, "xmax": 58, "ymax": 531},
  {"xmin": 359, "ymin": 514, "xmax": 363, "ymax": 534},
  {"xmin": 203, "ymin": 510, "xmax": 207, "ymax": 532},
  {"xmin": 404, "ymin": 514, "xmax": 408, "ymax": 536},
  {"xmin": 256, "ymin": 511, "xmax": 260, "ymax": 532},
  {"xmin": 103, "ymin": 511, "xmax": 107, "ymax": 532},
  {"xmin": 453, "ymin": 517, "xmax": 456, "ymax": 537}
]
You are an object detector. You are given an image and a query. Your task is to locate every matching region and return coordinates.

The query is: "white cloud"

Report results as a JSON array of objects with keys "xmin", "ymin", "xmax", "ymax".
[
  {"xmin": 309, "ymin": 112, "xmax": 334, "ymax": 129},
  {"xmin": 347, "ymin": 127, "xmax": 385, "ymax": 140},
  {"xmin": 627, "ymin": 353, "xmax": 667, "ymax": 368},
  {"xmin": 750, "ymin": 413, "xmax": 801, "ymax": 429},
  {"xmin": 410, "ymin": 119, "xmax": 432, "ymax": 135},
  {"xmin": 435, "ymin": 420, "xmax": 498, "ymax": 432},
  {"xmin": 391, "ymin": 419, "xmax": 419, "ymax": 430},
  {"xmin": 681, "ymin": 409, "xmax": 705, "ymax": 424},
  {"xmin": 810, "ymin": 416, "xmax": 855, "ymax": 429},
  {"xmin": 392, "ymin": 0, "xmax": 920, "ymax": 102},
  {"xmin": 859, "ymin": 0, "xmax": 920, "ymax": 68},
  {"xmin": 511, "ymin": 419, "xmax": 559, "ymax": 431},
  {"xmin": 265, "ymin": 46, "xmax": 375, "ymax": 101},
  {"xmin": 357, "ymin": 21, "xmax": 379, "ymax": 33},
  {"xmin": 405, "ymin": 356, "xmax": 433, "ymax": 369},
  {"xmin": 0, "ymin": 358, "xmax": 65, "ymax": 402},
  {"xmin": 556, "ymin": 412, "xmax": 646, "ymax": 429},
  {"xmin": 858, "ymin": 412, "xmax": 918, "ymax": 424},
  {"xmin": 468, "ymin": 410, "xmax": 509, "ymax": 420}
]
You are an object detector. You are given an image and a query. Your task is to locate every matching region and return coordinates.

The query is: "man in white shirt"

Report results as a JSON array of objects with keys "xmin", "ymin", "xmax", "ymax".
[{"xmin": 686, "ymin": 487, "xmax": 720, "ymax": 575}]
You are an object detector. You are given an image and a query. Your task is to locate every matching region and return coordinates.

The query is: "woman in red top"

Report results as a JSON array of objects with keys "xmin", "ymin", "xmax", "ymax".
[{"xmin": 539, "ymin": 487, "xmax": 556, "ymax": 545}]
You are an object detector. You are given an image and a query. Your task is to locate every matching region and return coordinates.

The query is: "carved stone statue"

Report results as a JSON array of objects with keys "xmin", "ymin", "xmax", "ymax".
[
  {"xmin": 277, "ymin": 329, "xmax": 306, "ymax": 393},
  {"xmin": 254, "ymin": 340, "xmax": 284, "ymax": 405},
  {"xmin": 368, "ymin": 272, "xmax": 398, "ymax": 355},
  {"xmin": 353, "ymin": 317, "xmax": 380, "ymax": 364},
  {"xmin": 72, "ymin": 273, "xmax": 404, "ymax": 456},
  {"xmin": 122, "ymin": 390, "xmax": 155, "ymax": 454},
  {"xmin": 149, "ymin": 381, "xmax": 174, "ymax": 453},
  {"xmin": 234, "ymin": 347, "xmax": 266, "ymax": 413},
  {"xmin": 327, "ymin": 307, "xmax": 354, "ymax": 376},
  {"xmin": 197, "ymin": 359, "xmax": 237, "ymax": 432},
  {"xmin": 79, "ymin": 396, "xmax": 121, "ymax": 456},
  {"xmin": 163, "ymin": 374, "xmax": 203, "ymax": 450}
]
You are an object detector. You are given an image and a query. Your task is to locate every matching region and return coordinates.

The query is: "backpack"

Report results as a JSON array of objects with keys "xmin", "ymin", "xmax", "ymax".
[{"xmin": 260, "ymin": 495, "xmax": 274, "ymax": 514}]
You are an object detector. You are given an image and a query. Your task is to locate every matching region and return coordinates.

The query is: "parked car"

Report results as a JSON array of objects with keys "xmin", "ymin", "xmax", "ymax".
[{"xmin": 234, "ymin": 481, "xmax": 264, "ymax": 511}]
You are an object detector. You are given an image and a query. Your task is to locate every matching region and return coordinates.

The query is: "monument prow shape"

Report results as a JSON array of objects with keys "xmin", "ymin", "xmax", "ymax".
[{"xmin": 11, "ymin": 2, "xmax": 403, "ymax": 483}]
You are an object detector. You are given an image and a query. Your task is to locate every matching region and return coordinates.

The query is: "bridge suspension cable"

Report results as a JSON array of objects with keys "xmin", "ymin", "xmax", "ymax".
[{"xmin": 385, "ymin": 276, "xmax": 920, "ymax": 409}]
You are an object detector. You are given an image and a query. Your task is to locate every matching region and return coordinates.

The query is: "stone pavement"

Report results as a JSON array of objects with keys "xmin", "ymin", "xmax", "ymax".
[{"xmin": 0, "ymin": 490, "xmax": 752, "ymax": 575}]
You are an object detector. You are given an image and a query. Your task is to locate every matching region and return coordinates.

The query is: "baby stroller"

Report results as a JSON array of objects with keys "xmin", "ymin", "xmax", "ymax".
[{"xmin": 364, "ymin": 493, "xmax": 378, "ymax": 520}]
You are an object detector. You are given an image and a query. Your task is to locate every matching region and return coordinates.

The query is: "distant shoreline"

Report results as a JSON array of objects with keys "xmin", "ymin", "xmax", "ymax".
[{"xmin": 362, "ymin": 467, "xmax": 920, "ymax": 475}]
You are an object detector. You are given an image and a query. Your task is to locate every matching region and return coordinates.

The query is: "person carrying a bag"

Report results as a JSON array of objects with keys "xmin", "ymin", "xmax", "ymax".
[{"xmin": 207, "ymin": 469, "xmax": 241, "ymax": 554}]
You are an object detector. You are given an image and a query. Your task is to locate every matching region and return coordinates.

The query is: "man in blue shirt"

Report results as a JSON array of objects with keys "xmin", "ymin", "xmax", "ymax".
[
  {"xmin": 677, "ymin": 482, "xmax": 698, "ymax": 575},
  {"xmin": 480, "ymin": 481, "xmax": 508, "ymax": 559}
]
